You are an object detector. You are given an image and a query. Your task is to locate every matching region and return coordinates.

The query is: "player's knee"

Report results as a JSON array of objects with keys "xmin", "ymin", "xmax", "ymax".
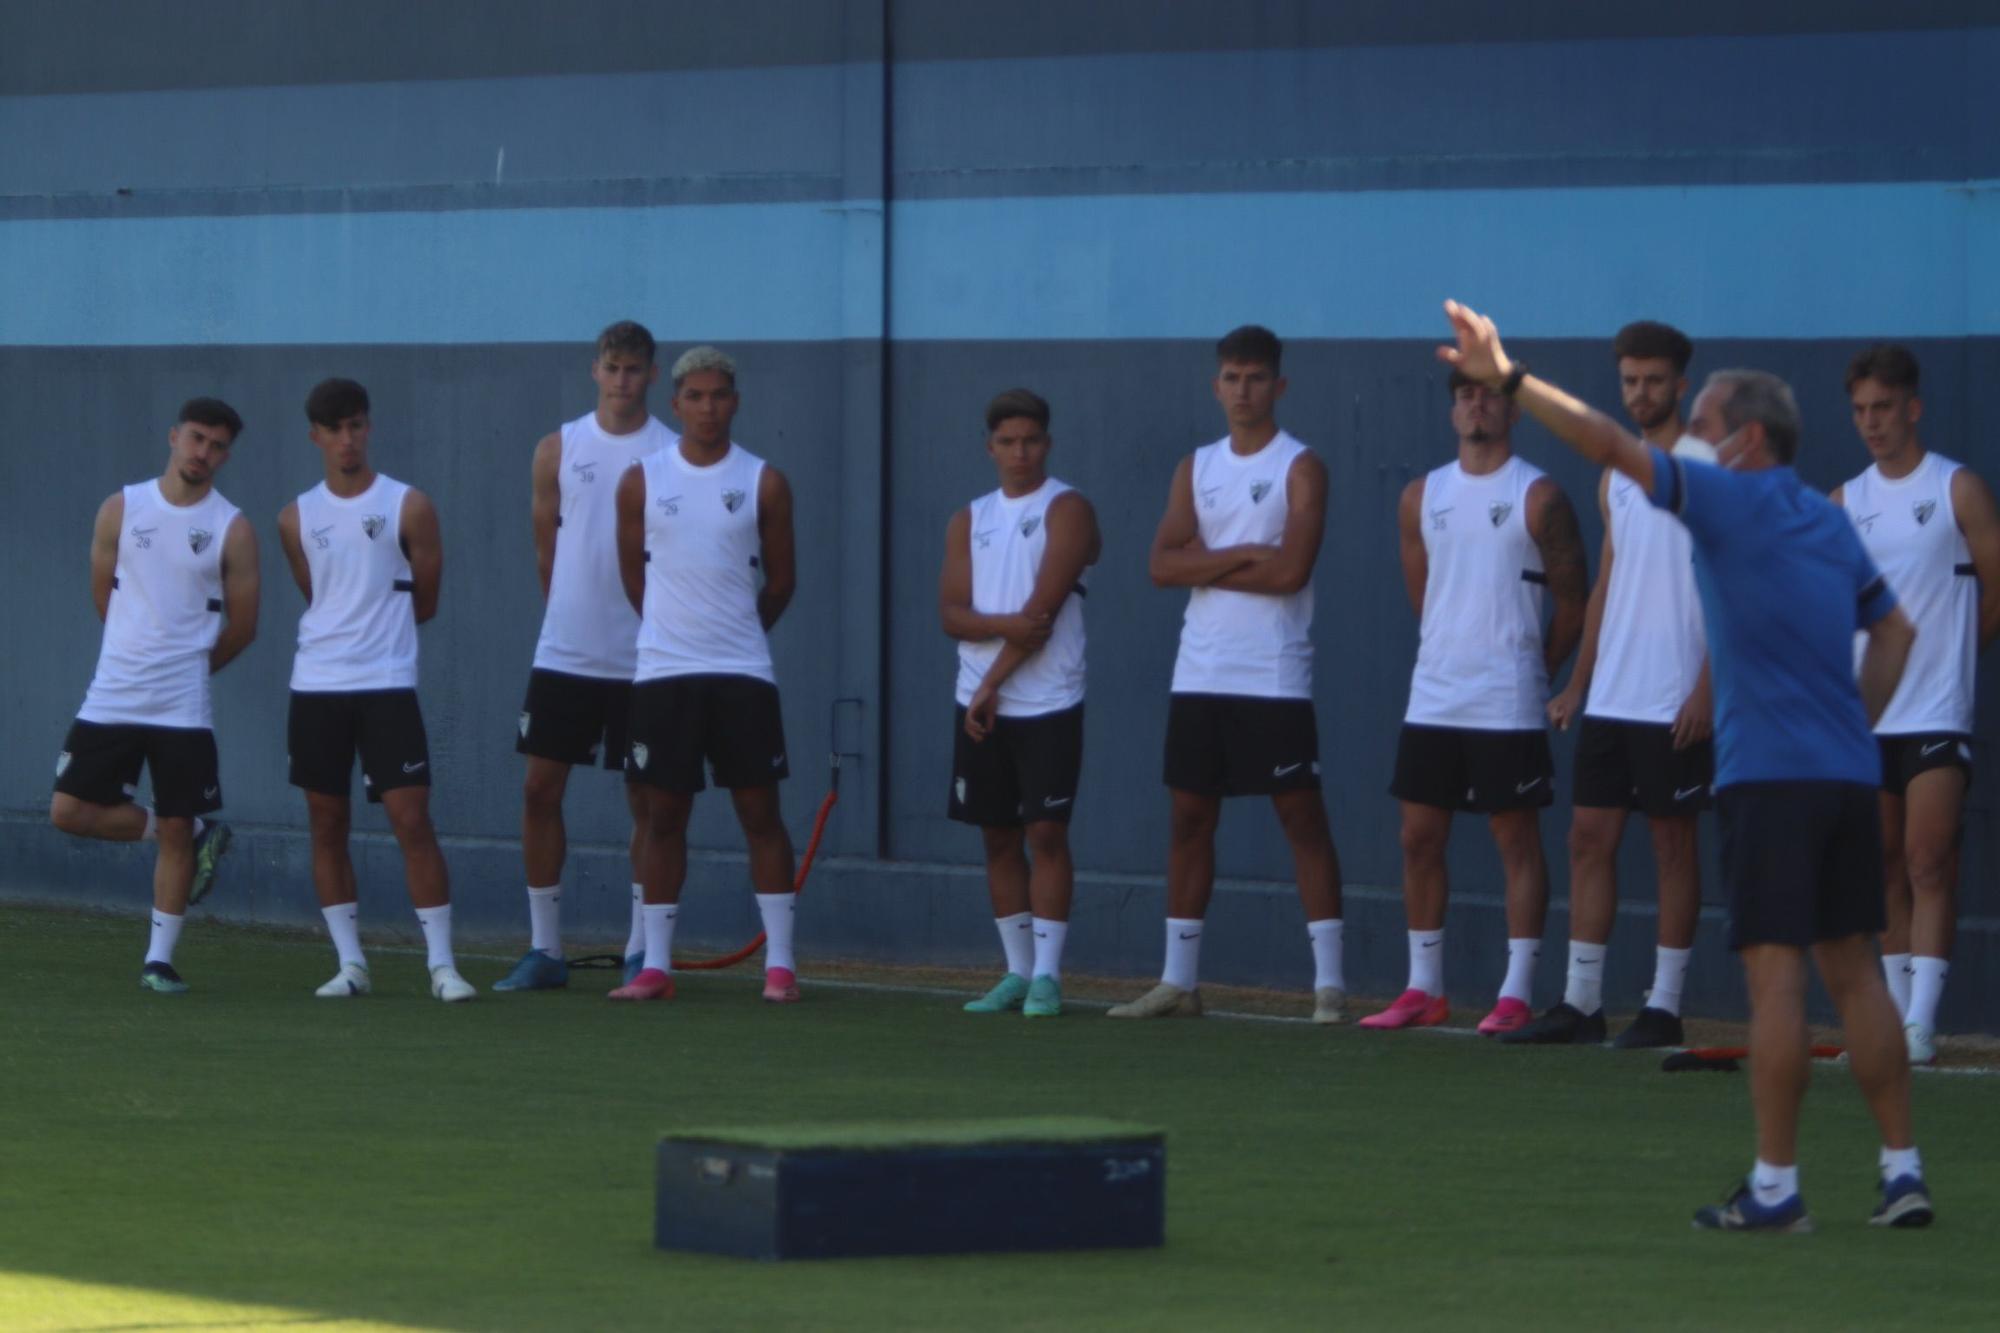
[
  {"xmin": 384, "ymin": 803, "xmax": 435, "ymax": 847},
  {"xmin": 645, "ymin": 798, "xmax": 691, "ymax": 840},
  {"xmin": 522, "ymin": 769, "xmax": 565, "ymax": 815},
  {"xmin": 1024, "ymin": 820, "xmax": 1070, "ymax": 862},
  {"xmin": 306, "ymin": 803, "xmax": 350, "ymax": 842},
  {"xmin": 1903, "ymin": 845, "xmax": 1954, "ymax": 896},
  {"xmin": 1272, "ymin": 793, "xmax": 1330, "ymax": 844},
  {"xmin": 1646, "ymin": 820, "xmax": 1697, "ymax": 872},
  {"xmin": 1489, "ymin": 814, "xmax": 1542, "ymax": 865},
  {"xmin": 1168, "ymin": 804, "xmax": 1218, "ymax": 847},
  {"xmin": 48, "ymin": 793, "xmax": 86, "ymax": 834},
  {"xmin": 1399, "ymin": 817, "xmax": 1445, "ymax": 863}
]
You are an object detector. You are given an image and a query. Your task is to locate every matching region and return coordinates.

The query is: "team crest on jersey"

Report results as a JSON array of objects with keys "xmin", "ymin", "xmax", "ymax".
[
  {"xmin": 189, "ymin": 528, "xmax": 214, "ymax": 555},
  {"xmin": 1429, "ymin": 506, "xmax": 1451, "ymax": 531},
  {"xmin": 311, "ymin": 524, "xmax": 333, "ymax": 549},
  {"xmin": 363, "ymin": 514, "xmax": 386, "ymax": 540},
  {"xmin": 131, "ymin": 525, "xmax": 156, "ymax": 549},
  {"xmin": 54, "ymin": 750, "xmax": 71, "ymax": 777},
  {"xmin": 571, "ymin": 461, "xmax": 598, "ymax": 485},
  {"xmin": 1914, "ymin": 500, "xmax": 1937, "ymax": 526},
  {"xmin": 657, "ymin": 494, "xmax": 682, "ymax": 516},
  {"xmin": 1020, "ymin": 514, "xmax": 1042, "ymax": 538},
  {"xmin": 630, "ymin": 741, "xmax": 650, "ymax": 771},
  {"xmin": 722, "ymin": 489, "xmax": 746, "ymax": 513},
  {"xmin": 1488, "ymin": 502, "xmax": 1512, "ymax": 527},
  {"xmin": 1250, "ymin": 480, "xmax": 1273, "ymax": 504},
  {"xmin": 974, "ymin": 528, "xmax": 995, "ymax": 550}
]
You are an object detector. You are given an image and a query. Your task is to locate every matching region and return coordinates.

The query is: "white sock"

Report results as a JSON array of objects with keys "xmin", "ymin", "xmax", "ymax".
[
  {"xmin": 1649, "ymin": 945, "xmax": 1692, "ymax": 1016},
  {"xmin": 1032, "ymin": 918, "xmax": 1068, "ymax": 980},
  {"xmin": 415, "ymin": 904, "xmax": 454, "ymax": 970},
  {"xmin": 995, "ymin": 911, "xmax": 1034, "ymax": 977},
  {"xmin": 1882, "ymin": 952, "xmax": 1913, "ymax": 1015},
  {"xmin": 1308, "ymin": 918, "xmax": 1344, "ymax": 990},
  {"xmin": 1751, "ymin": 1159, "xmax": 1800, "ymax": 1206},
  {"xmin": 1907, "ymin": 956, "xmax": 1948, "ymax": 1031},
  {"xmin": 757, "ymin": 892, "xmax": 797, "ymax": 973},
  {"xmin": 1562, "ymin": 940, "xmax": 1605, "ymax": 1014},
  {"xmin": 321, "ymin": 902, "xmax": 366, "ymax": 967},
  {"xmin": 145, "ymin": 910, "xmax": 183, "ymax": 965},
  {"xmin": 1880, "ymin": 1145, "xmax": 1923, "ymax": 1182},
  {"xmin": 527, "ymin": 884, "xmax": 562, "ymax": 957},
  {"xmin": 1499, "ymin": 937, "xmax": 1541, "ymax": 1005},
  {"xmin": 642, "ymin": 903, "xmax": 677, "ymax": 973},
  {"xmin": 140, "ymin": 806, "xmax": 158, "ymax": 842},
  {"xmin": 1408, "ymin": 929, "xmax": 1444, "ymax": 996},
  {"xmin": 1162, "ymin": 918, "xmax": 1203, "ymax": 990},
  {"xmin": 623, "ymin": 883, "xmax": 644, "ymax": 958}
]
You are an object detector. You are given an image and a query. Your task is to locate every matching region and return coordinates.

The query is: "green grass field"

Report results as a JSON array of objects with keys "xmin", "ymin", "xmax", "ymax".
[{"xmin": 3, "ymin": 903, "xmax": 1996, "ymax": 1332}]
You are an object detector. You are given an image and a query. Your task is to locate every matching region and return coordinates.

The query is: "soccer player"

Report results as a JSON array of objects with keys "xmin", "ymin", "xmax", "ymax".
[
  {"xmin": 1362, "ymin": 371, "xmax": 1586, "ymax": 1034},
  {"xmin": 49, "ymin": 398, "xmax": 256, "ymax": 993},
  {"xmin": 1831, "ymin": 345, "xmax": 2000, "ymax": 1065},
  {"xmin": 277, "ymin": 379, "xmax": 473, "ymax": 1002},
  {"xmin": 498, "ymin": 321, "xmax": 678, "ymax": 992},
  {"xmin": 939, "ymin": 389, "xmax": 1100, "ymax": 1019},
  {"xmin": 610, "ymin": 346, "xmax": 801, "ymax": 1003},
  {"xmin": 1108, "ymin": 325, "xmax": 1347, "ymax": 1023},
  {"xmin": 1508, "ymin": 322, "xmax": 1715, "ymax": 1048},
  {"xmin": 1437, "ymin": 299, "xmax": 1930, "ymax": 1231}
]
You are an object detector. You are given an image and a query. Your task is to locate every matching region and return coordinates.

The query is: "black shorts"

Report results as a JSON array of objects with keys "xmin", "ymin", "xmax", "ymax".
[
  {"xmin": 1878, "ymin": 733, "xmax": 1973, "ymax": 797},
  {"xmin": 289, "ymin": 689, "xmax": 431, "ymax": 803},
  {"xmin": 1390, "ymin": 723, "xmax": 1554, "ymax": 812},
  {"xmin": 1717, "ymin": 781, "xmax": 1885, "ymax": 950},
  {"xmin": 949, "ymin": 703, "xmax": 1084, "ymax": 827},
  {"xmin": 1572, "ymin": 716, "xmax": 1713, "ymax": 816},
  {"xmin": 626, "ymin": 674, "xmax": 788, "ymax": 793},
  {"xmin": 53, "ymin": 718, "xmax": 222, "ymax": 818},
  {"xmin": 517, "ymin": 668, "xmax": 633, "ymax": 771},
  {"xmin": 1163, "ymin": 693, "xmax": 1320, "ymax": 798}
]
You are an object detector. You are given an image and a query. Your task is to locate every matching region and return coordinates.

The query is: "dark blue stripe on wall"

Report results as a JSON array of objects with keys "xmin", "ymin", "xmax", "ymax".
[{"xmin": 2, "ymin": 0, "xmax": 1986, "ymax": 94}]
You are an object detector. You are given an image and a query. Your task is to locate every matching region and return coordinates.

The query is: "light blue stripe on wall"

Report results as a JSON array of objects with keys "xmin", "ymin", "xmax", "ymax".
[{"xmin": 1, "ymin": 182, "xmax": 1992, "ymax": 346}]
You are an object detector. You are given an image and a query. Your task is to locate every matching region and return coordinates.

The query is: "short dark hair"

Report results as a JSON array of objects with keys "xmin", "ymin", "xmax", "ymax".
[
  {"xmin": 984, "ymin": 388, "xmax": 1050, "ymax": 434},
  {"xmin": 178, "ymin": 396, "xmax": 243, "ymax": 441},
  {"xmin": 1447, "ymin": 368, "xmax": 1479, "ymax": 395},
  {"xmin": 596, "ymin": 319, "xmax": 657, "ymax": 364},
  {"xmin": 1216, "ymin": 324, "xmax": 1282, "ymax": 373},
  {"xmin": 1844, "ymin": 344, "xmax": 1920, "ymax": 396},
  {"xmin": 1613, "ymin": 321, "xmax": 1693, "ymax": 374},
  {"xmin": 305, "ymin": 378, "xmax": 370, "ymax": 428}
]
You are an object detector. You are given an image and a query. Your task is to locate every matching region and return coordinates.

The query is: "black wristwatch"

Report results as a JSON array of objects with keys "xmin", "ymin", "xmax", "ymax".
[{"xmin": 1499, "ymin": 364, "xmax": 1529, "ymax": 398}]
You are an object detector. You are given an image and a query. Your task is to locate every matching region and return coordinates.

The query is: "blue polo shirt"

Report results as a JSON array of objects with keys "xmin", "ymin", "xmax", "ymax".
[{"xmin": 1645, "ymin": 446, "xmax": 1896, "ymax": 789}]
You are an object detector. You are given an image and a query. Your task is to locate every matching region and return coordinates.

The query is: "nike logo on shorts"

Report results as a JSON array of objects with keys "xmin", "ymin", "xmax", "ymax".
[
  {"xmin": 1273, "ymin": 762, "xmax": 1305, "ymax": 777},
  {"xmin": 403, "ymin": 761, "xmax": 427, "ymax": 773},
  {"xmin": 1921, "ymin": 741, "xmax": 1951, "ymax": 757},
  {"xmin": 1043, "ymin": 795, "xmax": 1072, "ymax": 808},
  {"xmin": 1515, "ymin": 778, "xmax": 1543, "ymax": 794},
  {"xmin": 1674, "ymin": 785, "xmax": 1704, "ymax": 801}
]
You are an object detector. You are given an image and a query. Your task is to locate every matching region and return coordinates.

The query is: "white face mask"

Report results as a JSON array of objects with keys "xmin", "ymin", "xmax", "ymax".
[{"xmin": 1672, "ymin": 433, "xmax": 1719, "ymax": 463}]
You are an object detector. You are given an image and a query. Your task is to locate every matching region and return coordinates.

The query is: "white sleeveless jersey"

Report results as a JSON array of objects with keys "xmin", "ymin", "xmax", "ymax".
[
  {"xmin": 290, "ymin": 474, "xmax": 419, "ymax": 692},
  {"xmin": 1586, "ymin": 438, "xmax": 1713, "ymax": 724},
  {"xmin": 1169, "ymin": 431, "xmax": 1314, "ymax": 699},
  {"xmin": 1404, "ymin": 455, "xmax": 1549, "ymax": 729},
  {"xmin": 78, "ymin": 480, "xmax": 240, "ymax": 729},
  {"xmin": 531, "ymin": 412, "xmax": 677, "ymax": 679},
  {"xmin": 635, "ymin": 441, "xmax": 774, "ymax": 685},
  {"xmin": 955, "ymin": 479, "xmax": 1087, "ymax": 717},
  {"xmin": 1844, "ymin": 452, "xmax": 1977, "ymax": 735}
]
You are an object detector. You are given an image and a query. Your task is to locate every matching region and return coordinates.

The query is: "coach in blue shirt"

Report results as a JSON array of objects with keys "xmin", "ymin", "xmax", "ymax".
[{"xmin": 1435, "ymin": 300, "xmax": 1931, "ymax": 1234}]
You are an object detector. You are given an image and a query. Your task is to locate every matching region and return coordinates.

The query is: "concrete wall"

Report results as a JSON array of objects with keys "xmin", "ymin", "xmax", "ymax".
[{"xmin": 4, "ymin": 1, "xmax": 1997, "ymax": 1026}]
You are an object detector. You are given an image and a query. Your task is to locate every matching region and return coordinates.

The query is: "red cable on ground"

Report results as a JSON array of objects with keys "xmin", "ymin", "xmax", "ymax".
[{"xmin": 672, "ymin": 782, "xmax": 839, "ymax": 971}]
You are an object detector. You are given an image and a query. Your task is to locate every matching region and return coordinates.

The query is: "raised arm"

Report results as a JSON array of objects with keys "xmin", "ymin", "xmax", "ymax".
[
  {"xmin": 1529, "ymin": 476, "xmax": 1588, "ymax": 678},
  {"xmin": 1396, "ymin": 477, "xmax": 1427, "ymax": 617},
  {"xmin": 615, "ymin": 464, "xmax": 646, "ymax": 616},
  {"xmin": 1549, "ymin": 472, "xmax": 1613, "ymax": 730},
  {"xmin": 1952, "ymin": 467, "xmax": 2000, "ymax": 646},
  {"xmin": 755, "ymin": 463, "xmax": 796, "ymax": 631},
  {"xmin": 89, "ymin": 492, "xmax": 123, "ymax": 622},
  {"xmin": 1148, "ymin": 455, "xmax": 1270, "ymax": 588},
  {"xmin": 1437, "ymin": 300, "xmax": 1656, "ymax": 493},
  {"xmin": 276, "ymin": 500, "xmax": 312, "ymax": 602},
  {"xmin": 400, "ymin": 488, "xmax": 444, "ymax": 625},
  {"xmin": 1210, "ymin": 451, "xmax": 1326, "ymax": 595},
  {"xmin": 211, "ymin": 514, "xmax": 260, "ymax": 673},
  {"xmin": 964, "ymin": 492, "xmax": 1099, "ymax": 740},
  {"xmin": 530, "ymin": 431, "xmax": 560, "ymax": 600}
]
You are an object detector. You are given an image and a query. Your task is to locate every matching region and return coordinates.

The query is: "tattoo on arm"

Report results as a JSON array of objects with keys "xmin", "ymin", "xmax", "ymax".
[{"xmin": 1534, "ymin": 487, "xmax": 1588, "ymax": 607}]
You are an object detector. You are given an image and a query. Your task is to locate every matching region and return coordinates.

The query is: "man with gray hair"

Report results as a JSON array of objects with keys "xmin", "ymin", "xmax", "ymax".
[
  {"xmin": 1436, "ymin": 300, "xmax": 1930, "ymax": 1233},
  {"xmin": 611, "ymin": 346, "xmax": 803, "ymax": 1004}
]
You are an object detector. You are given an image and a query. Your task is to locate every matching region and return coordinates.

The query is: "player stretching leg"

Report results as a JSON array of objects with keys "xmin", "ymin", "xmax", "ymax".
[
  {"xmin": 1440, "ymin": 299, "xmax": 1931, "ymax": 1230},
  {"xmin": 1362, "ymin": 372, "xmax": 1585, "ymax": 1034},
  {"xmin": 277, "ymin": 379, "xmax": 472, "ymax": 1002},
  {"xmin": 1109, "ymin": 326, "xmax": 1347, "ymax": 1023},
  {"xmin": 610, "ymin": 347, "xmax": 801, "ymax": 1003},
  {"xmin": 940, "ymin": 390, "xmax": 1100, "ymax": 1019},
  {"xmin": 49, "ymin": 399, "xmax": 257, "ymax": 993},
  {"xmin": 1509, "ymin": 323, "xmax": 1714, "ymax": 1048},
  {"xmin": 498, "ymin": 321, "xmax": 678, "ymax": 991},
  {"xmin": 1831, "ymin": 345, "xmax": 2000, "ymax": 1064}
]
